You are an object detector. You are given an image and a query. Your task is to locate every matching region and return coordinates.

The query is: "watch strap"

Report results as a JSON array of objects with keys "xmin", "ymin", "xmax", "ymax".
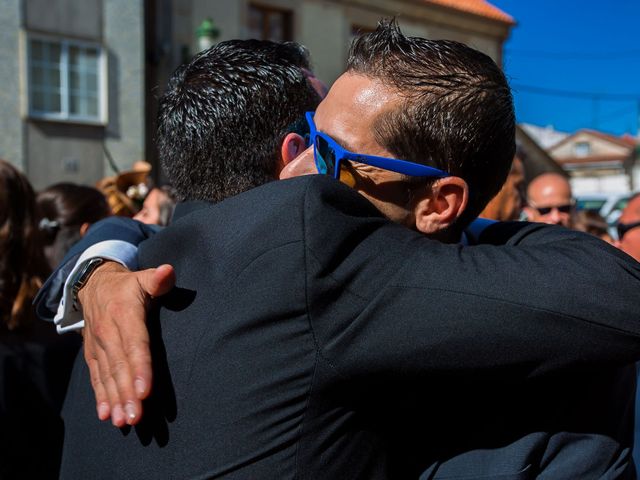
[{"xmin": 70, "ymin": 257, "xmax": 105, "ymax": 312}]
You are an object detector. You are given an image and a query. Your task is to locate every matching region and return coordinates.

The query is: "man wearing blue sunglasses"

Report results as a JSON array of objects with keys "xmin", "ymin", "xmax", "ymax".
[
  {"xmin": 306, "ymin": 111, "xmax": 450, "ymax": 186},
  {"xmin": 279, "ymin": 26, "xmax": 515, "ymax": 243},
  {"xmin": 37, "ymin": 23, "xmax": 640, "ymax": 480},
  {"xmin": 615, "ymin": 193, "xmax": 640, "ymax": 263}
]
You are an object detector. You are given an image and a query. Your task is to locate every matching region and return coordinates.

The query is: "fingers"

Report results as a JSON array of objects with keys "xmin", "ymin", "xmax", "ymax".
[
  {"xmin": 94, "ymin": 344, "xmax": 127, "ymax": 427},
  {"xmin": 126, "ymin": 266, "xmax": 172, "ymax": 400},
  {"xmin": 85, "ymin": 342, "xmax": 110, "ymax": 420},
  {"xmin": 121, "ymin": 307, "xmax": 153, "ymax": 401},
  {"xmin": 93, "ymin": 315, "xmax": 143, "ymax": 426},
  {"xmin": 84, "ymin": 324, "xmax": 128, "ymax": 426},
  {"xmin": 136, "ymin": 264, "xmax": 176, "ymax": 298}
]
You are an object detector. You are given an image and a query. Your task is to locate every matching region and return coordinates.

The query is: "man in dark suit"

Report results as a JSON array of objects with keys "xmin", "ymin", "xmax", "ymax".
[{"xmin": 40, "ymin": 24, "xmax": 640, "ymax": 478}]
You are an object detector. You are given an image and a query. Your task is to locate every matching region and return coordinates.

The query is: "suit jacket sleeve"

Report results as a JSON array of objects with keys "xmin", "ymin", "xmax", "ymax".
[
  {"xmin": 302, "ymin": 176, "xmax": 640, "ymax": 380},
  {"xmin": 34, "ymin": 216, "xmax": 159, "ymax": 321}
]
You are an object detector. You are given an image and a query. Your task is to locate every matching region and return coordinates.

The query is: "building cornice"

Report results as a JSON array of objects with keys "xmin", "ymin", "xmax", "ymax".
[{"xmin": 327, "ymin": 0, "xmax": 513, "ymax": 40}]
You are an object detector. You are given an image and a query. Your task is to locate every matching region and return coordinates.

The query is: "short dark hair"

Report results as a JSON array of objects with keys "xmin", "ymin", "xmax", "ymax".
[
  {"xmin": 278, "ymin": 42, "xmax": 312, "ymax": 71},
  {"xmin": 347, "ymin": 19, "xmax": 516, "ymax": 229},
  {"xmin": 158, "ymin": 40, "xmax": 321, "ymax": 202},
  {"xmin": 37, "ymin": 182, "xmax": 110, "ymax": 228},
  {"xmin": 36, "ymin": 182, "xmax": 110, "ymax": 268}
]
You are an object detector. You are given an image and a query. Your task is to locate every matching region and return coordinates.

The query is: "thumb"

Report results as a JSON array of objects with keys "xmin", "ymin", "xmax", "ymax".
[{"xmin": 135, "ymin": 264, "xmax": 176, "ymax": 297}]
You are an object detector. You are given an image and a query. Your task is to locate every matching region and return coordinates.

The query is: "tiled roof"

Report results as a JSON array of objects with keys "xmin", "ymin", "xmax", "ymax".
[
  {"xmin": 550, "ymin": 129, "xmax": 637, "ymax": 152},
  {"xmin": 621, "ymin": 133, "xmax": 638, "ymax": 146},
  {"xmin": 556, "ymin": 154, "xmax": 628, "ymax": 165},
  {"xmin": 580, "ymin": 129, "xmax": 637, "ymax": 147},
  {"xmin": 423, "ymin": 0, "xmax": 515, "ymax": 24}
]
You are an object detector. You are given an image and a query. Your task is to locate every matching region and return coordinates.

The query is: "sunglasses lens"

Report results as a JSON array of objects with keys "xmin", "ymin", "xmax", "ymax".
[
  {"xmin": 315, "ymin": 136, "xmax": 337, "ymax": 178},
  {"xmin": 557, "ymin": 205, "xmax": 573, "ymax": 214},
  {"xmin": 617, "ymin": 225, "xmax": 626, "ymax": 240},
  {"xmin": 537, "ymin": 205, "xmax": 573, "ymax": 215},
  {"xmin": 338, "ymin": 162, "xmax": 357, "ymax": 188},
  {"xmin": 617, "ymin": 222, "xmax": 640, "ymax": 240},
  {"xmin": 313, "ymin": 136, "xmax": 327, "ymax": 175}
]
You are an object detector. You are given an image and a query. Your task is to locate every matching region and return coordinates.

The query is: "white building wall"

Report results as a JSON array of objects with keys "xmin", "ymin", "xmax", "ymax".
[
  {"xmin": 571, "ymin": 174, "xmax": 629, "ymax": 196},
  {"xmin": 600, "ymin": 174, "xmax": 630, "ymax": 193},
  {"xmin": 633, "ymin": 165, "xmax": 640, "ymax": 192},
  {"xmin": 571, "ymin": 177, "xmax": 600, "ymax": 195}
]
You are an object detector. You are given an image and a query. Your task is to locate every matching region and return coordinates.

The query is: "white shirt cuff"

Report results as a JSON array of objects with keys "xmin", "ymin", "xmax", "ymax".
[{"xmin": 55, "ymin": 240, "xmax": 139, "ymax": 333}]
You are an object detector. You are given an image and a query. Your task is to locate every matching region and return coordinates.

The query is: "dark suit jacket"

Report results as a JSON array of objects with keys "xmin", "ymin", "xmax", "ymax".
[{"xmin": 57, "ymin": 176, "xmax": 640, "ymax": 479}]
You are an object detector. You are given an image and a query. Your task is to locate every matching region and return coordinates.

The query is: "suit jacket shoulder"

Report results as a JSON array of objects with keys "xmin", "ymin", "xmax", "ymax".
[{"xmin": 299, "ymin": 178, "xmax": 640, "ymax": 380}]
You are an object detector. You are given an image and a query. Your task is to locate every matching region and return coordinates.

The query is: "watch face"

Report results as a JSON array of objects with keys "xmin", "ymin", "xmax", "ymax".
[{"xmin": 73, "ymin": 258, "xmax": 105, "ymax": 294}]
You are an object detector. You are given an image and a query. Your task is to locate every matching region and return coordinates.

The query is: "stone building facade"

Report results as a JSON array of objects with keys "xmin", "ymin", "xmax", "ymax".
[{"xmin": 0, "ymin": 0, "xmax": 145, "ymax": 189}]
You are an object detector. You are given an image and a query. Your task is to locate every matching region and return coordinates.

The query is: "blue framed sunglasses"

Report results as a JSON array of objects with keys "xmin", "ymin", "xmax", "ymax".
[
  {"xmin": 304, "ymin": 111, "xmax": 450, "ymax": 184},
  {"xmin": 617, "ymin": 220, "xmax": 640, "ymax": 240}
]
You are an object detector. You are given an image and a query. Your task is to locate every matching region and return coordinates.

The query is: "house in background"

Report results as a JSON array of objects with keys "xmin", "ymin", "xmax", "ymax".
[
  {"xmin": 1, "ymin": 0, "xmax": 515, "ymax": 188},
  {"xmin": 520, "ymin": 123, "xmax": 569, "ymax": 150},
  {"xmin": 0, "ymin": 0, "xmax": 145, "ymax": 189},
  {"xmin": 548, "ymin": 129, "xmax": 638, "ymax": 195}
]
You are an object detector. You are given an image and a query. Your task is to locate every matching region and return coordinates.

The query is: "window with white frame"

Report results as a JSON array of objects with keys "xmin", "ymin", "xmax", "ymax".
[
  {"xmin": 574, "ymin": 141, "xmax": 591, "ymax": 157},
  {"xmin": 28, "ymin": 36, "xmax": 105, "ymax": 123}
]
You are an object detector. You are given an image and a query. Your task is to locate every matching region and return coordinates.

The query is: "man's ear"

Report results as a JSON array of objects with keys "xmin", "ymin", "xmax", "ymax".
[
  {"xmin": 522, "ymin": 206, "xmax": 536, "ymax": 221},
  {"xmin": 413, "ymin": 176, "xmax": 468, "ymax": 235},
  {"xmin": 80, "ymin": 222, "xmax": 91, "ymax": 237},
  {"xmin": 279, "ymin": 133, "xmax": 307, "ymax": 171}
]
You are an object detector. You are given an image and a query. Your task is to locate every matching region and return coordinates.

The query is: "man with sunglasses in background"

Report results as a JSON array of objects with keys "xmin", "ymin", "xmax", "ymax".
[
  {"xmin": 614, "ymin": 192, "xmax": 640, "ymax": 477},
  {"xmin": 616, "ymin": 193, "xmax": 640, "ymax": 262},
  {"xmin": 38, "ymin": 22, "xmax": 640, "ymax": 479},
  {"xmin": 523, "ymin": 172, "xmax": 575, "ymax": 228}
]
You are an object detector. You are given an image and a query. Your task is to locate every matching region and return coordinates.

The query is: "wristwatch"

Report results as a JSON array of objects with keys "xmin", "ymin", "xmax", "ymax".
[{"xmin": 70, "ymin": 257, "xmax": 105, "ymax": 312}]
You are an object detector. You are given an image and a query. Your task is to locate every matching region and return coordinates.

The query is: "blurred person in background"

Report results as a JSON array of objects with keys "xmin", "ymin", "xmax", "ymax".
[
  {"xmin": 96, "ymin": 161, "xmax": 152, "ymax": 217},
  {"xmin": 480, "ymin": 150, "xmax": 525, "ymax": 221},
  {"xmin": 133, "ymin": 185, "xmax": 177, "ymax": 226},
  {"xmin": 0, "ymin": 159, "xmax": 81, "ymax": 479},
  {"xmin": 574, "ymin": 209, "xmax": 614, "ymax": 244},
  {"xmin": 37, "ymin": 182, "xmax": 111, "ymax": 269},
  {"xmin": 615, "ymin": 193, "xmax": 640, "ymax": 262},
  {"xmin": 524, "ymin": 172, "xmax": 575, "ymax": 228},
  {"xmin": 613, "ymin": 193, "xmax": 640, "ymax": 478}
]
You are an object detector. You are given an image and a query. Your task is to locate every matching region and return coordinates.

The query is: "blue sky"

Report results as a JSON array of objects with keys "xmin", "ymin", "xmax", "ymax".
[{"xmin": 489, "ymin": 0, "xmax": 640, "ymax": 136}]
